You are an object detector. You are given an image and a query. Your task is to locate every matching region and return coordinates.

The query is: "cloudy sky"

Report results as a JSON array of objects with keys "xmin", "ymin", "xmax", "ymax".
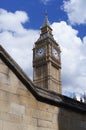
[{"xmin": 0, "ymin": 0, "xmax": 86, "ymax": 99}]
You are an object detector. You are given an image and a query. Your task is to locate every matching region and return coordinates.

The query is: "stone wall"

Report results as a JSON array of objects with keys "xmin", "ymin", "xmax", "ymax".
[{"xmin": 0, "ymin": 58, "xmax": 86, "ymax": 130}]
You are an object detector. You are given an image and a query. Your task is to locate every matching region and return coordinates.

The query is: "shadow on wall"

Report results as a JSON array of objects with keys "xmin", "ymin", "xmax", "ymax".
[
  {"xmin": 58, "ymin": 108, "xmax": 71, "ymax": 130},
  {"xmin": 58, "ymin": 102, "xmax": 86, "ymax": 130}
]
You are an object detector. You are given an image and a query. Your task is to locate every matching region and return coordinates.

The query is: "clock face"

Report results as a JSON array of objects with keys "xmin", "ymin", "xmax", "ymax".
[
  {"xmin": 36, "ymin": 48, "xmax": 45, "ymax": 57},
  {"xmin": 52, "ymin": 48, "xmax": 59, "ymax": 59}
]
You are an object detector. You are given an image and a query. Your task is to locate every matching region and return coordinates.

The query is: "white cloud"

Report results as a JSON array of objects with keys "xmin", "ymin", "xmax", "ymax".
[
  {"xmin": 0, "ymin": 9, "xmax": 39, "ymax": 79},
  {"xmin": 63, "ymin": 0, "xmax": 86, "ymax": 25},
  {"xmin": 0, "ymin": 9, "xmax": 29, "ymax": 34},
  {"xmin": 52, "ymin": 21, "xmax": 86, "ymax": 96},
  {"xmin": 0, "ymin": 9, "xmax": 86, "ymax": 99}
]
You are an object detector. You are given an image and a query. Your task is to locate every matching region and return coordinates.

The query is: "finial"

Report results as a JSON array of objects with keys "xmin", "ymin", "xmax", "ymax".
[
  {"xmin": 45, "ymin": 10, "xmax": 48, "ymax": 18},
  {"xmin": 84, "ymin": 92, "xmax": 86, "ymax": 103},
  {"xmin": 80, "ymin": 97, "xmax": 83, "ymax": 102},
  {"xmin": 42, "ymin": 10, "xmax": 50, "ymax": 27}
]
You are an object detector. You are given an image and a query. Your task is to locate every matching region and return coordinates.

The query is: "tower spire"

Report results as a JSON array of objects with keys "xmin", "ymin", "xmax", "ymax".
[
  {"xmin": 41, "ymin": 11, "xmax": 52, "ymax": 35},
  {"xmin": 42, "ymin": 11, "xmax": 50, "ymax": 27}
]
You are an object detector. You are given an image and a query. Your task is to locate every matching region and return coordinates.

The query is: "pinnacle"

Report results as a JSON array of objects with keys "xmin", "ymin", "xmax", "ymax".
[{"xmin": 42, "ymin": 11, "xmax": 50, "ymax": 27}]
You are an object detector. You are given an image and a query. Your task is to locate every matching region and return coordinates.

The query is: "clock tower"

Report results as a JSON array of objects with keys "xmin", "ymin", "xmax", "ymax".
[{"xmin": 33, "ymin": 14, "xmax": 62, "ymax": 94}]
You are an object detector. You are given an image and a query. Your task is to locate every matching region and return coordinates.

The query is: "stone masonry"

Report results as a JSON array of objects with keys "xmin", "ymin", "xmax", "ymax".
[{"xmin": 0, "ymin": 46, "xmax": 86, "ymax": 130}]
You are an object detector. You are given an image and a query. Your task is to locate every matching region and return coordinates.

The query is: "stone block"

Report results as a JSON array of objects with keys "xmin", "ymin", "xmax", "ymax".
[
  {"xmin": 0, "ymin": 90, "xmax": 20, "ymax": 105},
  {"xmin": 0, "ymin": 100, "xmax": 10, "ymax": 112},
  {"xmin": 16, "ymin": 88, "xmax": 29, "ymax": 97},
  {"xmin": 25, "ymin": 107, "xmax": 37, "ymax": 118},
  {"xmin": 3, "ymin": 121, "xmax": 25, "ymax": 130},
  {"xmin": 38, "ymin": 119, "xmax": 52, "ymax": 128},
  {"xmin": 38, "ymin": 102, "xmax": 48, "ymax": 111},
  {"xmin": 0, "ymin": 120, "xmax": 2, "ymax": 130},
  {"xmin": 0, "ymin": 90, "xmax": 7, "ymax": 101},
  {"xmin": 27, "ymin": 125, "xmax": 37, "ymax": 130},
  {"xmin": 36, "ymin": 110, "xmax": 52, "ymax": 121},
  {"xmin": 38, "ymin": 102, "xmax": 55, "ymax": 112},
  {"xmin": 23, "ymin": 116, "xmax": 37, "ymax": 126},
  {"xmin": 0, "ymin": 112, "xmax": 23, "ymax": 123},
  {"xmin": 19, "ymin": 95, "xmax": 37, "ymax": 109},
  {"xmin": 10, "ymin": 103, "xmax": 25, "ymax": 116}
]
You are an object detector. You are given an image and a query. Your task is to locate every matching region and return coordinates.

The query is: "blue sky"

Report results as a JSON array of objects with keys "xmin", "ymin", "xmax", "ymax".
[
  {"xmin": 0, "ymin": 0, "xmax": 85, "ymax": 38},
  {"xmin": 0, "ymin": 0, "xmax": 65, "ymax": 28},
  {"xmin": 0, "ymin": 0, "xmax": 86, "ymax": 100}
]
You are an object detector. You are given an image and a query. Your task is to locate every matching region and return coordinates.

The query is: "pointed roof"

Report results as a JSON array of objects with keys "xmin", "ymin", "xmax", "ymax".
[
  {"xmin": 36, "ymin": 12, "xmax": 54, "ymax": 42},
  {"xmin": 0, "ymin": 45, "xmax": 86, "ymax": 113},
  {"xmin": 40, "ymin": 12, "xmax": 52, "ymax": 35},
  {"xmin": 42, "ymin": 11, "xmax": 50, "ymax": 27}
]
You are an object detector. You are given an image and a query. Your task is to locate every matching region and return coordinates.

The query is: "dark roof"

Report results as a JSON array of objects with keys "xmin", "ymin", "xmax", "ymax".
[{"xmin": 0, "ymin": 45, "xmax": 86, "ymax": 114}]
